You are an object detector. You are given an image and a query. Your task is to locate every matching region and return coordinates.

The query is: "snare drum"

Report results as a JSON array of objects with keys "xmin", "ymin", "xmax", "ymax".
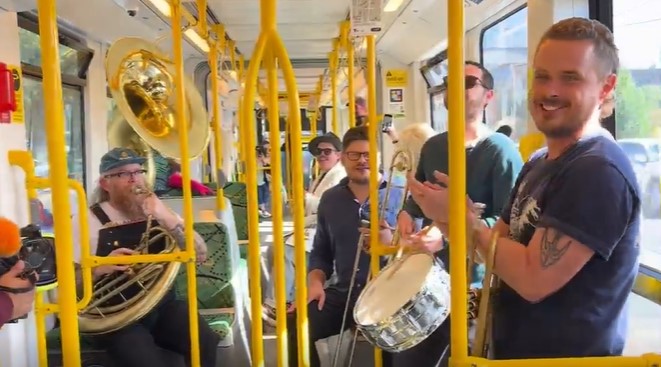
[{"xmin": 353, "ymin": 252, "xmax": 451, "ymax": 353}]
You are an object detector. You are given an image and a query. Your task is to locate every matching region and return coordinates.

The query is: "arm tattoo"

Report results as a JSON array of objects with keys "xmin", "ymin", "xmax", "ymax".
[
  {"xmin": 169, "ymin": 223, "xmax": 206, "ymax": 251},
  {"xmin": 540, "ymin": 228, "xmax": 572, "ymax": 268}
]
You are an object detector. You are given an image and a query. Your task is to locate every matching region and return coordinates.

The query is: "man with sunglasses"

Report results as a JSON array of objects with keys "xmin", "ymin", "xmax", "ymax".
[
  {"xmin": 395, "ymin": 61, "xmax": 523, "ymax": 366},
  {"xmin": 263, "ymin": 132, "xmax": 346, "ymax": 325},
  {"xmin": 70, "ymin": 148, "xmax": 219, "ymax": 367},
  {"xmin": 286, "ymin": 126, "xmax": 401, "ymax": 367}
]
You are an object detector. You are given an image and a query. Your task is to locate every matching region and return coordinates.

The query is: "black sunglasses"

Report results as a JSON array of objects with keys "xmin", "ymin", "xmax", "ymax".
[
  {"xmin": 441, "ymin": 75, "xmax": 488, "ymax": 91},
  {"xmin": 315, "ymin": 148, "xmax": 337, "ymax": 157}
]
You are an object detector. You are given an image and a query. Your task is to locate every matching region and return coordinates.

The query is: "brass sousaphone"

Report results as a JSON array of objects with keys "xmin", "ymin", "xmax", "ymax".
[{"xmin": 78, "ymin": 37, "xmax": 210, "ymax": 334}]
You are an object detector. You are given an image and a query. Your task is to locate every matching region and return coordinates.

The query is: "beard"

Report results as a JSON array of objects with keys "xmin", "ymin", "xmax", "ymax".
[{"xmin": 112, "ymin": 187, "xmax": 145, "ymax": 220}]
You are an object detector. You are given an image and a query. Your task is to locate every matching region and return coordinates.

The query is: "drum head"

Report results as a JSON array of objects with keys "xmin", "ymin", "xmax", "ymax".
[{"xmin": 355, "ymin": 253, "xmax": 433, "ymax": 325}]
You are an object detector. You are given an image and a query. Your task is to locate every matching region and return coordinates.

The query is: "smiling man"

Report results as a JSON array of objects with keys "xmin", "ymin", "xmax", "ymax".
[{"xmin": 408, "ymin": 18, "xmax": 641, "ymax": 359}]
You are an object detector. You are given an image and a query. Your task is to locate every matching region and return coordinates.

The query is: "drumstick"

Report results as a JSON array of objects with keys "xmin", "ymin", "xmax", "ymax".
[{"xmin": 386, "ymin": 225, "xmax": 434, "ymax": 280}]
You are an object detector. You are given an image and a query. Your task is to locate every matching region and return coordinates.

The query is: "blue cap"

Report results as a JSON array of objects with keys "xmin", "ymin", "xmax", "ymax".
[{"xmin": 99, "ymin": 148, "xmax": 146, "ymax": 174}]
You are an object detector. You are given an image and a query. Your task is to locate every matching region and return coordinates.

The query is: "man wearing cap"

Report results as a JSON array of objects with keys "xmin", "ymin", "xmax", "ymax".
[
  {"xmin": 71, "ymin": 147, "xmax": 219, "ymax": 367},
  {"xmin": 263, "ymin": 132, "xmax": 346, "ymax": 325}
]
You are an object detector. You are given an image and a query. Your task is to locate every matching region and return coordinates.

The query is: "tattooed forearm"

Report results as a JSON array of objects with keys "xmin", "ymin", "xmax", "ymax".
[
  {"xmin": 540, "ymin": 228, "xmax": 572, "ymax": 268},
  {"xmin": 169, "ymin": 223, "xmax": 206, "ymax": 251}
]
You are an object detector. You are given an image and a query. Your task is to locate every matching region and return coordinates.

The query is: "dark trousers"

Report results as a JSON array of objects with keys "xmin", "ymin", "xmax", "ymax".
[
  {"xmin": 286, "ymin": 288, "xmax": 393, "ymax": 367},
  {"xmin": 94, "ymin": 297, "xmax": 220, "ymax": 367}
]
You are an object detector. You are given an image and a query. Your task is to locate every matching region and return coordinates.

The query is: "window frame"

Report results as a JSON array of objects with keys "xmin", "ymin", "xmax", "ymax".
[
  {"xmin": 477, "ymin": 4, "xmax": 528, "ymax": 139},
  {"xmin": 17, "ymin": 12, "xmax": 90, "ymax": 188}
]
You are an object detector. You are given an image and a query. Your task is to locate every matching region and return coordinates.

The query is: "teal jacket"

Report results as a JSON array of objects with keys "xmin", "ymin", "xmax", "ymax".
[{"xmin": 403, "ymin": 130, "xmax": 523, "ymax": 287}]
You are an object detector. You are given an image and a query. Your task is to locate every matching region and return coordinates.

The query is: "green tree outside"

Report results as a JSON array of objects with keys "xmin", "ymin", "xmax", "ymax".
[{"xmin": 615, "ymin": 69, "xmax": 660, "ymax": 138}]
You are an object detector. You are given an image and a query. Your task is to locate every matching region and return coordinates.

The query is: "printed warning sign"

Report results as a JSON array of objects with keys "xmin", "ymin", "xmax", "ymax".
[
  {"xmin": 8, "ymin": 65, "xmax": 24, "ymax": 124},
  {"xmin": 385, "ymin": 69, "xmax": 407, "ymax": 88}
]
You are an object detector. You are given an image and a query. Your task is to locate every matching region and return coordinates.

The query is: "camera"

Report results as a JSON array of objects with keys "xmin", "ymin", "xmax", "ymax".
[{"xmin": 112, "ymin": 0, "xmax": 139, "ymax": 17}]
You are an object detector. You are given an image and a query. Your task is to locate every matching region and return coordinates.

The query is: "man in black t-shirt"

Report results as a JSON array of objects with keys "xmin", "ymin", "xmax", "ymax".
[{"xmin": 408, "ymin": 17, "xmax": 640, "ymax": 360}]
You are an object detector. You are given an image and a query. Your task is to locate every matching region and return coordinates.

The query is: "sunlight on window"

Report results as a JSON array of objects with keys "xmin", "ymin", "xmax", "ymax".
[
  {"xmin": 614, "ymin": 0, "xmax": 661, "ymax": 272},
  {"xmin": 481, "ymin": 6, "xmax": 528, "ymax": 141}
]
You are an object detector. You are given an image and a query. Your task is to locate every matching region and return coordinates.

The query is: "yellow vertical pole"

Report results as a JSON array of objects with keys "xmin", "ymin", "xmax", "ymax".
[
  {"xmin": 285, "ymin": 122, "xmax": 292, "ymax": 200},
  {"xmin": 330, "ymin": 46, "xmax": 339, "ymax": 135},
  {"xmin": 447, "ymin": 0, "xmax": 468, "ymax": 365},
  {"xmin": 36, "ymin": 1, "xmax": 81, "ymax": 366},
  {"xmin": 347, "ymin": 30, "xmax": 356, "ymax": 128},
  {"xmin": 171, "ymin": 1, "xmax": 201, "ymax": 366},
  {"xmin": 242, "ymin": 20, "xmax": 269, "ymax": 367},
  {"xmin": 365, "ymin": 34, "xmax": 383, "ymax": 367},
  {"xmin": 271, "ymin": 37, "xmax": 307, "ymax": 367},
  {"xmin": 35, "ymin": 291, "xmax": 47, "ymax": 367},
  {"xmin": 265, "ymin": 47, "xmax": 288, "ymax": 367},
  {"xmin": 209, "ymin": 24, "xmax": 226, "ymax": 211}
]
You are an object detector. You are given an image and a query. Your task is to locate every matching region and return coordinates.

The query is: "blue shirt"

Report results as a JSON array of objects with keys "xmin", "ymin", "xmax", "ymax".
[
  {"xmin": 309, "ymin": 176, "xmax": 404, "ymax": 291},
  {"xmin": 494, "ymin": 131, "xmax": 641, "ymax": 359}
]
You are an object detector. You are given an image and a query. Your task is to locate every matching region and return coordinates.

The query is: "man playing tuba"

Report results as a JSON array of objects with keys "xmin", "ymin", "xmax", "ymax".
[{"xmin": 71, "ymin": 147, "xmax": 219, "ymax": 367}]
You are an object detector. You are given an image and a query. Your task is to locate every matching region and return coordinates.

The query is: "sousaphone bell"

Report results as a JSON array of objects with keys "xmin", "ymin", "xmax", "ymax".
[{"xmin": 105, "ymin": 37, "xmax": 210, "ymax": 188}]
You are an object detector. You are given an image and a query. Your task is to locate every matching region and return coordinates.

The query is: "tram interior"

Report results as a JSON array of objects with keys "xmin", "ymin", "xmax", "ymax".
[{"xmin": 0, "ymin": 0, "xmax": 660, "ymax": 366}]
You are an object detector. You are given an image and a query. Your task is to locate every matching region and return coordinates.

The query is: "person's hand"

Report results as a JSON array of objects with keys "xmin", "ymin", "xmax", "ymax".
[
  {"xmin": 0, "ymin": 261, "xmax": 35, "ymax": 320},
  {"xmin": 93, "ymin": 248, "xmax": 137, "ymax": 278},
  {"xmin": 195, "ymin": 243, "xmax": 208, "ymax": 264},
  {"xmin": 307, "ymin": 279, "xmax": 326, "ymax": 311},
  {"xmin": 141, "ymin": 194, "xmax": 178, "ymax": 228},
  {"xmin": 407, "ymin": 170, "xmax": 450, "ymax": 224},
  {"xmin": 397, "ymin": 211, "xmax": 415, "ymax": 238},
  {"xmin": 359, "ymin": 220, "xmax": 394, "ymax": 253},
  {"xmin": 403, "ymin": 226, "xmax": 444, "ymax": 253}
]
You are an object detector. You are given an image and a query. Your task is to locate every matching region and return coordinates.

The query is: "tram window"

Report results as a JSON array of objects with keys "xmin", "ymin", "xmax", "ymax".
[
  {"xmin": 430, "ymin": 92, "xmax": 448, "ymax": 132},
  {"xmin": 428, "ymin": 58, "xmax": 448, "ymax": 132},
  {"xmin": 17, "ymin": 14, "xmax": 94, "ymax": 79},
  {"xmin": 23, "ymin": 76, "xmax": 85, "ymax": 183},
  {"xmin": 613, "ymin": 0, "xmax": 661, "ymax": 272},
  {"xmin": 480, "ymin": 6, "xmax": 528, "ymax": 141}
]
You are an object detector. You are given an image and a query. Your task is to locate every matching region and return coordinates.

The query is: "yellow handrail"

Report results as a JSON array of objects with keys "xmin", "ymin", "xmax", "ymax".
[
  {"xmin": 36, "ymin": 1, "xmax": 82, "ymax": 365},
  {"xmin": 207, "ymin": 21, "xmax": 226, "ymax": 211},
  {"xmin": 265, "ymin": 46, "xmax": 288, "ymax": 366},
  {"xmin": 447, "ymin": 0, "xmax": 468, "ymax": 365},
  {"xmin": 342, "ymin": 22, "xmax": 357, "ymax": 128},
  {"xmin": 364, "ymin": 34, "xmax": 384, "ymax": 367},
  {"xmin": 241, "ymin": 1, "xmax": 306, "ymax": 365},
  {"xmin": 170, "ymin": 2, "xmax": 202, "ymax": 365},
  {"xmin": 329, "ymin": 45, "xmax": 339, "ymax": 135}
]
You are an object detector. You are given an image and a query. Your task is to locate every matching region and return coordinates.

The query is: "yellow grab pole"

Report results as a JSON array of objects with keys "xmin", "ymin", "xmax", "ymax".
[
  {"xmin": 447, "ymin": 0, "xmax": 468, "ymax": 365},
  {"xmin": 209, "ymin": 24, "xmax": 226, "ymax": 211},
  {"xmin": 242, "ymin": 24, "xmax": 269, "ymax": 367},
  {"xmin": 171, "ymin": 1, "xmax": 201, "ymax": 366},
  {"xmin": 36, "ymin": 1, "xmax": 81, "ymax": 366},
  {"xmin": 265, "ymin": 47, "xmax": 288, "ymax": 367},
  {"xmin": 347, "ymin": 28, "xmax": 356, "ymax": 128},
  {"xmin": 365, "ymin": 34, "xmax": 383, "ymax": 367},
  {"xmin": 271, "ymin": 32, "xmax": 306, "ymax": 367},
  {"xmin": 330, "ymin": 47, "xmax": 339, "ymax": 135}
]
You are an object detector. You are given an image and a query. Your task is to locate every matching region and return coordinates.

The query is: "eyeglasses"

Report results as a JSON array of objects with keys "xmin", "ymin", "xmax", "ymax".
[
  {"xmin": 104, "ymin": 169, "xmax": 147, "ymax": 180},
  {"xmin": 315, "ymin": 148, "xmax": 337, "ymax": 157},
  {"xmin": 345, "ymin": 151, "xmax": 369, "ymax": 161},
  {"xmin": 441, "ymin": 75, "xmax": 487, "ymax": 91}
]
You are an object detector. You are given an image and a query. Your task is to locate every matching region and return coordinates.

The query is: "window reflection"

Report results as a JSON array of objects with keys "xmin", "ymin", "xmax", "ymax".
[
  {"xmin": 18, "ymin": 28, "xmax": 88, "ymax": 78},
  {"xmin": 614, "ymin": 0, "xmax": 661, "ymax": 271},
  {"xmin": 481, "ymin": 6, "xmax": 528, "ymax": 141},
  {"xmin": 23, "ymin": 76, "xmax": 85, "ymax": 183}
]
